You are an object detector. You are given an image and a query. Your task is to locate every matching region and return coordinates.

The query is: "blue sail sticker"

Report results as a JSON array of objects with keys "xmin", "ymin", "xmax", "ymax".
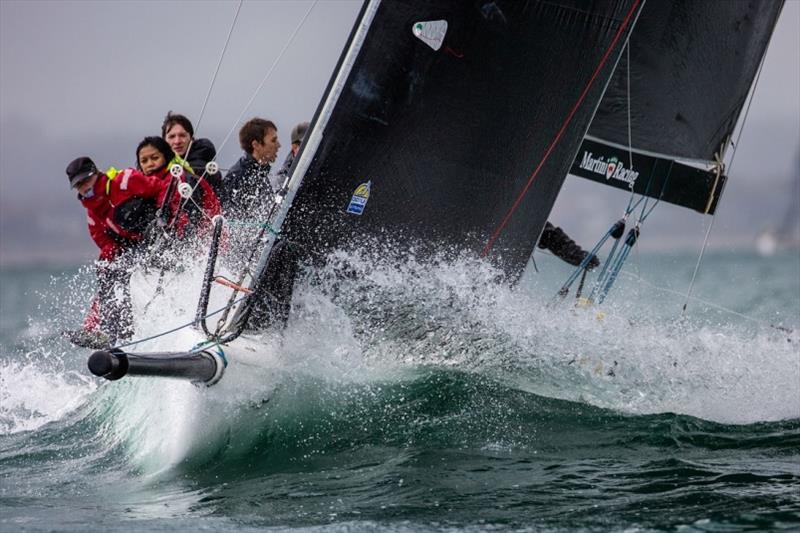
[{"xmin": 346, "ymin": 180, "xmax": 371, "ymax": 215}]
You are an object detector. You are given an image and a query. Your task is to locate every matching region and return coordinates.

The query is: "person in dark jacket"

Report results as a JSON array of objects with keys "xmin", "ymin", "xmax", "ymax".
[
  {"xmin": 65, "ymin": 157, "xmax": 171, "ymax": 346},
  {"xmin": 161, "ymin": 111, "xmax": 223, "ymax": 194},
  {"xmin": 220, "ymin": 117, "xmax": 280, "ymax": 221},
  {"xmin": 220, "ymin": 118, "xmax": 298, "ymax": 330},
  {"xmin": 276, "ymin": 121, "xmax": 309, "ymax": 184},
  {"xmin": 538, "ymin": 222, "xmax": 600, "ymax": 269}
]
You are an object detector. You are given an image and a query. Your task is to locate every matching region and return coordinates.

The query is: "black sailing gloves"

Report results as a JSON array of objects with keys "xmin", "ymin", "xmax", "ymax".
[{"xmin": 538, "ymin": 222, "xmax": 600, "ymax": 269}]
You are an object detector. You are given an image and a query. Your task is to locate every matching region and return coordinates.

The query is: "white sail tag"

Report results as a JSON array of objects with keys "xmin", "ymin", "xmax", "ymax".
[
  {"xmin": 346, "ymin": 181, "xmax": 371, "ymax": 215},
  {"xmin": 412, "ymin": 20, "xmax": 448, "ymax": 51}
]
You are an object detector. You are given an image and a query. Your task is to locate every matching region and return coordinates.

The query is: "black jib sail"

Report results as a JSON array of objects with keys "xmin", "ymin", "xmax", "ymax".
[
  {"xmin": 569, "ymin": 0, "xmax": 785, "ymax": 214},
  {"xmin": 272, "ymin": 0, "xmax": 644, "ymax": 279}
]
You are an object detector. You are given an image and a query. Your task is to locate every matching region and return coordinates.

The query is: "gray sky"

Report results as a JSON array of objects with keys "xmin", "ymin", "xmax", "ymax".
[{"xmin": 1, "ymin": 0, "xmax": 798, "ymax": 265}]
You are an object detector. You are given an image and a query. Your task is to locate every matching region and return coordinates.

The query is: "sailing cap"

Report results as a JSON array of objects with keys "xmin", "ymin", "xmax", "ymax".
[
  {"xmin": 290, "ymin": 122, "xmax": 310, "ymax": 145},
  {"xmin": 66, "ymin": 157, "xmax": 98, "ymax": 188}
]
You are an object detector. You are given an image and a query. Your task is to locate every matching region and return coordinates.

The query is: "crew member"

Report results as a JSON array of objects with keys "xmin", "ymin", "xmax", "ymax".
[
  {"xmin": 276, "ymin": 121, "xmax": 309, "ymax": 184},
  {"xmin": 66, "ymin": 156, "xmax": 170, "ymax": 345},
  {"xmin": 220, "ymin": 117, "xmax": 280, "ymax": 220},
  {"xmin": 136, "ymin": 136, "xmax": 221, "ymax": 235},
  {"xmin": 161, "ymin": 111, "xmax": 223, "ymax": 195},
  {"xmin": 220, "ymin": 118, "xmax": 297, "ymax": 331}
]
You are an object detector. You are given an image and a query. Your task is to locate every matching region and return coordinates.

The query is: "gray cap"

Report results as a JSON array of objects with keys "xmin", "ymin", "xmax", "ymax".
[{"xmin": 290, "ymin": 121, "xmax": 310, "ymax": 145}]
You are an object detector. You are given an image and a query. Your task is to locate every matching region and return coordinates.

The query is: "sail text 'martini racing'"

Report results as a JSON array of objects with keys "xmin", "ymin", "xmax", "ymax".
[{"xmin": 579, "ymin": 152, "xmax": 639, "ymax": 185}]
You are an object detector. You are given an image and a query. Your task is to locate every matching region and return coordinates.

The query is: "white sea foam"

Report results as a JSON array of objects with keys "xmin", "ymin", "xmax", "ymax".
[
  {"xmin": 301, "ymin": 246, "xmax": 800, "ymax": 425},
  {"xmin": 3, "ymin": 246, "xmax": 796, "ymax": 462},
  {"xmin": 0, "ymin": 355, "xmax": 96, "ymax": 434}
]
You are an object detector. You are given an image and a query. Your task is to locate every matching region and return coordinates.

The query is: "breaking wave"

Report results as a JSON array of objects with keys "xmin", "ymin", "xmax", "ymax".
[{"xmin": 1, "ymin": 245, "xmax": 798, "ymax": 474}]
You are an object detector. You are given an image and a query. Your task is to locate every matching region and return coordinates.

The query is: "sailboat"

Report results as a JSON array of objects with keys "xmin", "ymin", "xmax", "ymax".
[
  {"xmin": 85, "ymin": 0, "xmax": 784, "ymax": 385},
  {"xmin": 756, "ymin": 153, "xmax": 800, "ymax": 255}
]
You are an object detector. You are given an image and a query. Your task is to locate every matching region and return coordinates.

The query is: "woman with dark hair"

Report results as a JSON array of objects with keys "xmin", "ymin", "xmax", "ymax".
[
  {"xmin": 161, "ymin": 111, "xmax": 222, "ymax": 194},
  {"xmin": 136, "ymin": 136, "xmax": 221, "ymax": 234}
]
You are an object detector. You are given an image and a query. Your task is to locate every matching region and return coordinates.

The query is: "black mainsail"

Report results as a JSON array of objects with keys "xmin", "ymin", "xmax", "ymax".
[
  {"xmin": 272, "ymin": 0, "xmax": 644, "ymax": 279},
  {"xmin": 569, "ymin": 0, "xmax": 785, "ymax": 214}
]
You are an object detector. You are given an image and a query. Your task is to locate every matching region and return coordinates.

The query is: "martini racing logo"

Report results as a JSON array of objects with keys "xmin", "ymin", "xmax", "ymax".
[{"xmin": 579, "ymin": 152, "xmax": 639, "ymax": 186}]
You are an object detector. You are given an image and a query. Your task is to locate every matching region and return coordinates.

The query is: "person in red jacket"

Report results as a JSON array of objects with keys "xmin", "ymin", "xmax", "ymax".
[
  {"xmin": 66, "ymin": 156, "xmax": 170, "ymax": 346},
  {"xmin": 135, "ymin": 136, "xmax": 221, "ymax": 235}
]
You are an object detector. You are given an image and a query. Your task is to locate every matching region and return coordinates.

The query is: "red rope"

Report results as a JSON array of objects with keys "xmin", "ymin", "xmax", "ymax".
[
  {"xmin": 214, "ymin": 276, "xmax": 254, "ymax": 294},
  {"xmin": 480, "ymin": 0, "xmax": 642, "ymax": 257}
]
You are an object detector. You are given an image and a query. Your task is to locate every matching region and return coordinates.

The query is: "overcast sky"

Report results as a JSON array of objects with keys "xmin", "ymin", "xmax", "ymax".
[{"xmin": 1, "ymin": 0, "xmax": 798, "ymax": 265}]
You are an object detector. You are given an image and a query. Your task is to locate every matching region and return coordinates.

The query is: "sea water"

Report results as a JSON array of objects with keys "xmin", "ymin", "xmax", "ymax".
[{"xmin": 1, "ymin": 249, "xmax": 798, "ymax": 532}]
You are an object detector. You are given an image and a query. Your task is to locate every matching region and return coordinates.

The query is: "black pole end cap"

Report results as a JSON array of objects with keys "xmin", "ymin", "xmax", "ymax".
[
  {"xmin": 88, "ymin": 351, "xmax": 113, "ymax": 376},
  {"xmin": 87, "ymin": 350, "xmax": 129, "ymax": 380}
]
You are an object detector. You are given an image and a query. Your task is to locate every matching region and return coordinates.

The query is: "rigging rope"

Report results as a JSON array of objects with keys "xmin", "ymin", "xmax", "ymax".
[
  {"xmin": 214, "ymin": 0, "xmax": 319, "ymax": 158},
  {"xmin": 176, "ymin": 0, "xmax": 319, "ymax": 218},
  {"xmin": 681, "ymin": 43, "xmax": 770, "ymax": 314},
  {"xmin": 480, "ymin": 0, "xmax": 642, "ymax": 257},
  {"xmin": 178, "ymin": 0, "xmax": 244, "ymax": 180},
  {"xmin": 195, "ymin": 0, "xmax": 243, "ymax": 135},
  {"xmin": 554, "ymin": 2, "xmax": 692, "ymax": 306},
  {"xmin": 626, "ymin": 41, "xmax": 633, "ymax": 171},
  {"xmin": 111, "ymin": 295, "xmax": 247, "ymax": 351},
  {"xmin": 211, "ymin": 193, "xmax": 289, "ymax": 337},
  {"xmin": 592, "ymin": 166, "xmax": 672, "ymax": 303},
  {"xmin": 556, "ymin": 218, "xmax": 625, "ymax": 298},
  {"xmin": 574, "ymin": 175, "xmax": 654, "ymax": 303}
]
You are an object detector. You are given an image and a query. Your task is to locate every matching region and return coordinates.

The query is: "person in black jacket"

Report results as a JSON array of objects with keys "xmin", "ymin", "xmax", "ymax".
[
  {"xmin": 221, "ymin": 118, "xmax": 295, "ymax": 330},
  {"xmin": 161, "ymin": 111, "xmax": 223, "ymax": 194},
  {"xmin": 220, "ymin": 118, "xmax": 280, "ymax": 221}
]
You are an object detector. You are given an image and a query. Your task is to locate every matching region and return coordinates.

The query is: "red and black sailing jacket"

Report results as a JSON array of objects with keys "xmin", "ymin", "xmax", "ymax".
[
  {"xmin": 148, "ymin": 162, "xmax": 221, "ymax": 235},
  {"xmin": 79, "ymin": 168, "xmax": 171, "ymax": 261}
]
